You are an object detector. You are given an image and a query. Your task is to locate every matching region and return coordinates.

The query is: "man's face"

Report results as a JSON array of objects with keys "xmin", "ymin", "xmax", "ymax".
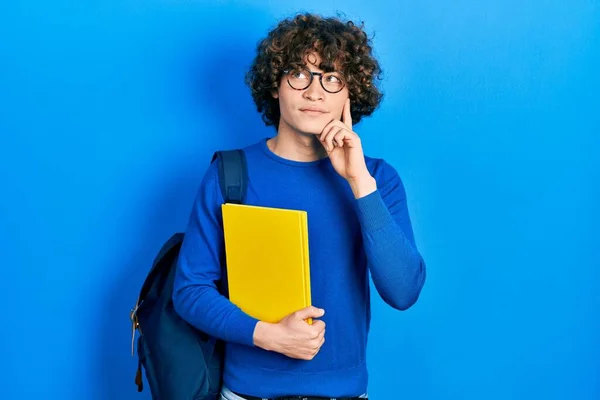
[{"xmin": 273, "ymin": 52, "xmax": 349, "ymax": 136}]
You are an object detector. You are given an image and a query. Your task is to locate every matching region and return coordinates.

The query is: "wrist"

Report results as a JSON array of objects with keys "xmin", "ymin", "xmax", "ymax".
[
  {"xmin": 252, "ymin": 321, "xmax": 278, "ymax": 351},
  {"xmin": 348, "ymin": 174, "xmax": 377, "ymax": 199}
]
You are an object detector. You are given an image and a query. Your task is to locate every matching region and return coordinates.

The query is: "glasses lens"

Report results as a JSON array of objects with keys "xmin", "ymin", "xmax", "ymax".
[
  {"xmin": 322, "ymin": 72, "xmax": 345, "ymax": 93},
  {"xmin": 287, "ymin": 68, "xmax": 311, "ymax": 90}
]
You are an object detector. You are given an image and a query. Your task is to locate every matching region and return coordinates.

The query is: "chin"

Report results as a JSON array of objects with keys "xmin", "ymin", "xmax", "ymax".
[
  {"xmin": 296, "ymin": 122, "xmax": 326, "ymax": 135},
  {"xmin": 298, "ymin": 129, "xmax": 323, "ymax": 136}
]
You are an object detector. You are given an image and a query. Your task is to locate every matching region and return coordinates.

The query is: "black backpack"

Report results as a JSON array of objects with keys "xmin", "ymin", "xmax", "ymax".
[{"xmin": 130, "ymin": 149, "xmax": 248, "ymax": 400}]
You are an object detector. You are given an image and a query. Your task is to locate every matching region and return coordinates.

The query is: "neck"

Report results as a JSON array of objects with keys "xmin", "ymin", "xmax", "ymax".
[{"xmin": 267, "ymin": 122, "xmax": 327, "ymax": 162}]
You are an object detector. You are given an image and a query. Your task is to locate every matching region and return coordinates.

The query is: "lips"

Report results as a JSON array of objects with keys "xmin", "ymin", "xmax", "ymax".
[{"xmin": 300, "ymin": 108, "xmax": 328, "ymax": 115}]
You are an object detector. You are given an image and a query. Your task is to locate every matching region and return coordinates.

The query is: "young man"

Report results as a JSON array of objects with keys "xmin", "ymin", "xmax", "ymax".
[{"xmin": 173, "ymin": 12, "xmax": 426, "ymax": 400}]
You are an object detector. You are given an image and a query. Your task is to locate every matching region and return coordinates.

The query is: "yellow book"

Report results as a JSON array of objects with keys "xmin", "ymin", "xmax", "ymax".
[{"xmin": 221, "ymin": 203, "xmax": 312, "ymax": 324}]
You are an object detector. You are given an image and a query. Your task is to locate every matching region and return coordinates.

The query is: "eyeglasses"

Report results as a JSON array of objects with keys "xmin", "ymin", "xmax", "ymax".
[{"xmin": 283, "ymin": 67, "xmax": 346, "ymax": 94}]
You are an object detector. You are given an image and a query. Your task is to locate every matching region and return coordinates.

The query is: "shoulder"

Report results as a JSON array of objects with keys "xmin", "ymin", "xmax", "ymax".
[
  {"xmin": 364, "ymin": 154, "xmax": 409, "ymax": 202},
  {"xmin": 201, "ymin": 139, "xmax": 265, "ymax": 200},
  {"xmin": 240, "ymin": 138, "xmax": 265, "ymax": 157},
  {"xmin": 364, "ymin": 155, "xmax": 403, "ymax": 186},
  {"xmin": 206, "ymin": 138, "xmax": 264, "ymax": 182}
]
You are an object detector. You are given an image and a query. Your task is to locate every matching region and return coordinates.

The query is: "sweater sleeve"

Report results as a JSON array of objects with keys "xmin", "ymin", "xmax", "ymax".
[
  {"xmin": 354, "ymin": 160, "xmax": 426, "ymax": 310},
  {"xmin": 172, "ymin": 161, "xmax": 259, "ymax": 346}
]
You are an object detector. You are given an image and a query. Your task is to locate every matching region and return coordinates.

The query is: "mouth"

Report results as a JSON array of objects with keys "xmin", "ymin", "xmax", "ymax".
[{"xmin": 300, "ymin": 109, "xmax": 328, "ymax": 116}]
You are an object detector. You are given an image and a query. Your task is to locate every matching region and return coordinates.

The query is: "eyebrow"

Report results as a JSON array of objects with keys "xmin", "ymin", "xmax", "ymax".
[{"xmin": 305, "ymin": 68, "xmax": 342, "ymax": 74}]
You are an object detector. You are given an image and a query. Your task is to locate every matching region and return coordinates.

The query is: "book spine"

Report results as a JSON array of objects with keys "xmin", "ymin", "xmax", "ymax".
[{"xmin": 300, "ymin": 212, "xmax": 312, "ymax": 325}]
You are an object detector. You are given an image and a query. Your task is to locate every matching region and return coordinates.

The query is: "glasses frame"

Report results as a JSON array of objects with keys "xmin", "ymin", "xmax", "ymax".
[{"xmin": 283, "ymin": 68, "xmax": 346, "ymax": 94}]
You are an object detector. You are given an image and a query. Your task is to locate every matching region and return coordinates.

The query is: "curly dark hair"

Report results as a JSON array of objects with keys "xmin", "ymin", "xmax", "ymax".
[{"xmin": 245, "ymin": 13, "xmax": 383, "ymax": 128}]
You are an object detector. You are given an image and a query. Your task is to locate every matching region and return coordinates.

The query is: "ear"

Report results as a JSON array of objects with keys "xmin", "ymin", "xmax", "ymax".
[{"xmin": 271, "ymin": 89, "xmax": 279, "ymax": 99}]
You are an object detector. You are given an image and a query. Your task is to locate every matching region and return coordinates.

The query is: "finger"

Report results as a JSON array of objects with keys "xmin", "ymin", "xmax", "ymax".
[
  {"xmin": 311, "ymin": 320, "xmax": 326, "ymax": 333},
  {"xmin": 308, "ymin": 324, "xmax": 325, "ymax": 339},
  {"xmin": 312, "ymin": 337, "xmax": 324, "ymax": 353},
  {"xmin": 312, "ymin": 333, "xmax": 325, "ymax": 350},
  {"xmin": 342, "ymin": 98, "xmax": 352, "ymax": 128},
  {"xmin": 318, "ymin": 123, "xmax": 335, "ymax": 150},
  {"xmin": 319, "ymin": 120, "xmax": 343, "ymax": 144},
  {"xmin": 324, "ymin": 127, "xmax": 345, "ymax": 152},
  {"xmin": 333, "ymin": 129, "xmax": 352, "ymax": 148},
  {"xmin": 311, "ymin": 330, "xmax": 325, "ymax": 347},
  {"xmin": 317, "ymin": 328, "xmax": 325, "ymax": 342},
  {"xmin": 311, "ymin": 333, "xmax": 325, "ymax": 356},
  {"xmin": 341, "ymin": 131, "xmax": 360, "ymax": 149},
  {"xmin": 295, "ymin": 306, "xmax": 325, "ymax": 320}
]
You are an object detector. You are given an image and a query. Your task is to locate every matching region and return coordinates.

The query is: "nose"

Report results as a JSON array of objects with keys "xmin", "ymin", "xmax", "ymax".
[{"xmin": 303, "ymin": 76, "xmax": 325, "ymax": 101}]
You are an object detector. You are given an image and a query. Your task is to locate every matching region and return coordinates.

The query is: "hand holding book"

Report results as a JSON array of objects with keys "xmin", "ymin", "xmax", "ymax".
[{"xmin": 253, "ymin": 306, "xmax": 326, "ymax": 360}]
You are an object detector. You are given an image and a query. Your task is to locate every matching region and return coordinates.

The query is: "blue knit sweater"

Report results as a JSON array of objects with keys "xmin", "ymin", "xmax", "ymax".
[{"xmin": 173, "ymin": 138, "xmax": 426, "ymax": 398}]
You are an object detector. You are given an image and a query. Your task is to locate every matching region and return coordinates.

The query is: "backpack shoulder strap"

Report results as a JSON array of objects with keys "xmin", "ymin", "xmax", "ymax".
[
  {"xmin": 210, "ymin": 149, "xmax": 247, "ymax": 299},
  {"xmin": 211, "ymin": 149, "xmax": 248, "ymax": 204}
]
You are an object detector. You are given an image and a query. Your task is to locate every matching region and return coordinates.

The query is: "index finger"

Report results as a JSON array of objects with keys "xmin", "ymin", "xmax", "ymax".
[{"xmin": 342, "ymin": 97, "xmax": 352, "ymax": 129}]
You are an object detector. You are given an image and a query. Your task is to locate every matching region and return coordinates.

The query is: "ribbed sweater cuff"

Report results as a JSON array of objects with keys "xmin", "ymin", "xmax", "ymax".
[{"xmin": 354, "ymin": 190, "xmax": 395, "ymax": 232}]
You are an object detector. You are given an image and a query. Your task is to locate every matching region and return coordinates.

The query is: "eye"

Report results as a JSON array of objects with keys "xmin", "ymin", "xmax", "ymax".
[{"xmin": 291, "ymin": 70, "xmax": 308, "ymax": 79}]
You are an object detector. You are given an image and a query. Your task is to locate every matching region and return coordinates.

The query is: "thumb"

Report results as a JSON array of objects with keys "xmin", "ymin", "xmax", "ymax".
[{"xmin": 295, "ymin": 306, "xmax": 325, "ymax": 320}]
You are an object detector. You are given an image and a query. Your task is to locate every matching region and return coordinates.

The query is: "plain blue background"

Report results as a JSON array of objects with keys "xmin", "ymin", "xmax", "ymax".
[{"xmin": 1, "ymin": 1, "xmax": 598, "ymax": 399}]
